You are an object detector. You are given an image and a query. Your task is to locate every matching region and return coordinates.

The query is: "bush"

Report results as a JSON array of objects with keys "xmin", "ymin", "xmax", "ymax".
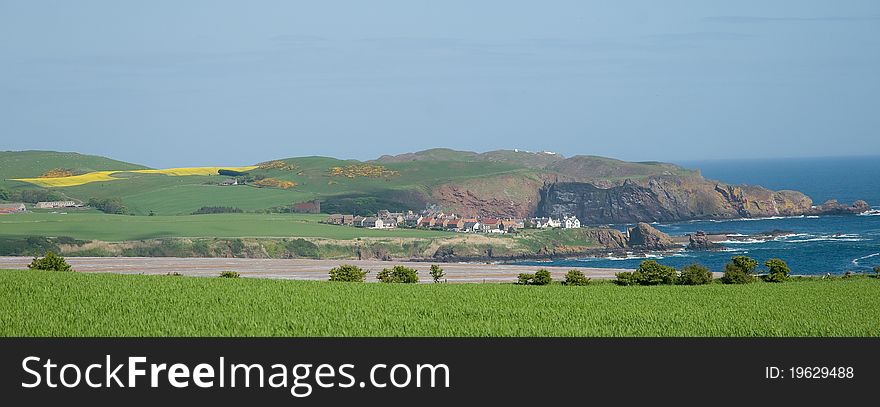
[
  {"xmin": 518, "ymin": 269, "xmax": 552, "ymax": 285},
  {"xmin": 533, "ymin": 269, "xmax": 552, "ymax": 285},
  {"xmin": 635, "ymin": 260, "xmax": 677, "ymax": 285},
  {"xmin": 517, "ymin": 273, "xmax": 534, "ymax": 285},
  {"xmin": 614, "ymin": 271, "xmax": 640, "ymax": 286},
  {"xmin": 328, "ymin": 264, "xmax": 368, "ymax": 282},
  {"xmin": 873, "ymin": 266, "xmax": 879, "ymax": 275},
  {"xmin": 721, "ymin": 256, "xmax": 758, "ymax": 284},
  {"xmin": 219, "ymin": 271, "xmax": 240, "ymax": 278},
  {"xmin": 429, "ymin": 264, "xmax": 445, "ymax": 283},
  {"xmin": 563, "ymin": 269, "xmax": 590, "ymax": 286},
  {"xmin": 763, "ymin": 258, "xmax": 791, "ymax": 282},
  {"xmin": 678, "ymin": 263, "xmax": 713, "ymax": 285},
  {"xmin": 27, "ymin": 252, "xmax": 72, "ymax": 271},
  {"xmin": 377, "ymin": 265, "xmax": 419, "ymax": 283}
]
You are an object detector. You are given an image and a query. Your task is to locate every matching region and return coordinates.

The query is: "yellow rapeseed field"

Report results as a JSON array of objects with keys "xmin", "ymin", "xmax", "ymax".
[{"xmin": 11, "ymin": 166, "xmax": 258, "ymax": 187}]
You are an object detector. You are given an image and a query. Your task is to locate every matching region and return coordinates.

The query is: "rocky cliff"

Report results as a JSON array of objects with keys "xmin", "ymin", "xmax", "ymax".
[{"xmin": 536, "ymin": 175, "xmax": 866, "ymax": 225}]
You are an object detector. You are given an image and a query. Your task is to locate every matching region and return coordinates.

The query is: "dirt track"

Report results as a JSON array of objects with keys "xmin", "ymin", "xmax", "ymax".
[{"xmin": 0, "ymin": 256, "xmax": 632, "ymax": 283}]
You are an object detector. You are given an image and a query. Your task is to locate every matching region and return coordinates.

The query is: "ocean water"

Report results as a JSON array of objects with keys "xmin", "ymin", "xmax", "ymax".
[{"xmin": 520, "ymin": 156, "xmax": 880, "ymax": 275}]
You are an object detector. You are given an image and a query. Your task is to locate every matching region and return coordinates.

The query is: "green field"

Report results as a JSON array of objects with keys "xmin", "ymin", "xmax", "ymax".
[
  {"xmin": 2, "ymin": 269, "xmax": 877, "ymax": 336},
  {"xmin": 0, "ymin": 212, "xmax": 449, "ymax": 241}
]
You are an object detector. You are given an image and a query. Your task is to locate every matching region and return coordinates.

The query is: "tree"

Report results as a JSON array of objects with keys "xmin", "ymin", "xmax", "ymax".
[
  {"xmin": 28, "ymin": 252, "xmax": 72, "ymax": 271},
  {"xmin": 678, "ymin": 263, "xmax": 713, "ymax": 285},
  {"xmin": 563, "ymin": 269, "xmax": 590, "ymax": 286},
  {"xmin": 88, "ymin": 197, "xmax": 128, "ymax": 214},
  {"xmin": 721, "ymin": 256, "xmax": 758, "ymax": 284},
  {"xmin": 328, "ymin": 264, "xmax": 367, "ymax": 282},
  {"xmin": 635, "ymin": 260, "xmax": 677, "ymax": 285},
  {"xmin": 764, "ymin": 258, "xmax": 791, "ymax": 282},
  {"xmin": 429, "ymin": 264, "xmax": 445, "ymax": 283},
  {"xmin": 377, "ymin": 265, "xmax": 419, "ymax": 283}
]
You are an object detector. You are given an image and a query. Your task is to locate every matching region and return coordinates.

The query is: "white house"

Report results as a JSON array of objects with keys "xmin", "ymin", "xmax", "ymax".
[
  {"xmin": 532, "ymin": 217, "xmax": 560, "ymax": 228},
  {"xmin": 562, "ymin": 215, "xmax": 581, "ymax": 229},
  {"xmin": 362, "ymin": 217, "xmax": 384, "ymax": 229}
]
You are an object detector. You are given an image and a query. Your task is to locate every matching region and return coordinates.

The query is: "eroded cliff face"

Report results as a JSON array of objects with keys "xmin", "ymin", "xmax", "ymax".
[
  {"xmin": 430, "ymin": 174, "xmax": 544, "ymax": 218},
  {"xmin": 537, "ymin": 176, "xmax": 823, "ymax": 225}
]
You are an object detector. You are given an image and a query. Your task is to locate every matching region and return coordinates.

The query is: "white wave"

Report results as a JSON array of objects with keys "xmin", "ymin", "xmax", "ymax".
[
  {"xmin": 726, "ymin": 233, "xmax": 748, "ymax": 237},
  {"xmin": 788, "ymin": 236, "xmax": 866, "ymax": 243},
  {"xmin": 858, "ymin": 209, "xmax": 880, "ymax": 216},
  {"xmin": 716, "ymin": 239, "xmax": 766, "ymax": 244},
  {"xmin": 852, "ymin": 253, "xmax": 880, "ymax": 266},
  {"xmin": 806, "ymin": 215, "xmax": 820, "ymax": 219},
  {"xmin": 598, "ymin": 252, "xmax": 666, "ymax": 261}
]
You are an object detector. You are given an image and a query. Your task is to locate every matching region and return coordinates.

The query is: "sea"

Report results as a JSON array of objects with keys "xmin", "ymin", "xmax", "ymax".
[{"xmin": 518, "ymin": 156, "xmax": 880, "ymax": 275}]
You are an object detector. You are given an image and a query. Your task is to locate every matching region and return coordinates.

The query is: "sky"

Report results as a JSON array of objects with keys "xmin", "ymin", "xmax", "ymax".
[{"xmin": 1, "ymin": 0, "xmax": 879, "ymax": 167}]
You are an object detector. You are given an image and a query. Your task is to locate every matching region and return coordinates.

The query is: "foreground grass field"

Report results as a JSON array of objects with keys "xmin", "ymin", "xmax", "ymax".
[
  {"xmin": 0, "ymin": 212, "xmax": 449, "ymax": 241},
  {"xmin": 1, "ymin": 269, "xmax": 877, "ymax": 336}
]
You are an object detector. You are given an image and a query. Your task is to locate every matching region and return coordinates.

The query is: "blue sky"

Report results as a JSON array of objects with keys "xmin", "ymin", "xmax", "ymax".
[{"xmin": 1, "ymin": 1, "xmax": 878, "ymax": 167}]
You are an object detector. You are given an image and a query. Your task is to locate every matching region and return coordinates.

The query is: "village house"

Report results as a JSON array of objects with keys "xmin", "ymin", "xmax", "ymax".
[
  {"xmin": 219, "ymin": 178, "xmax": 238, "ymax": 186},
  {"xmin": 562, "ymin": 215, "xmax": 581, "ymax": 229},
  {"xmin": 532, "ymin": 217, "xmax": 561, "ymax": 228},
  {"xmin": 500, "ymin": 218, "xmax": 525, "ymax": 232},
  {"xmin": 462, "ymin": 220, "xmax": 481, "ymax": 233},
  {"xmin": 418, "ymin": 217, "xmax": 435, "ymax": 228},
  {"xmin": 34, "ymin": 201, "xmax": 80, "ymax": 209},
  {"xmin": 325, "ymin": 214, "xmax": 354, "ymax": 226},
  {"xmin": 353, "ymin": 215, "xmax": 366, "ymax": 227},
  {"xmin": 361, "ymin": 217, "xmax": 383, "ymax": 229},
  {"xmin": 403, "ymin": 213, "xmax": 423, "ymax": 227},
  {"xmin": 444, "ymin": 218, "xmax": 464, "ymax": 231},
  {"xmin": 480, "ymin": 218, "xmax": 502, "ymax": 233},
  {"xmin": 380, "ymin": 217, "xmax": 399, "ymax": 228},
  {"xmin": 0, "ymin": 203, "xmax": 26, "ymax": 214}
]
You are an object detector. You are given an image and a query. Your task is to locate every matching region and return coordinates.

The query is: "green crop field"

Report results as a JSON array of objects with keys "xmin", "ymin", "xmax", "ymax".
[
  {"xmin": 0, "ymin": 212, "xmax": 449, "ymax": 241},
  {"xmin": 1, "ymin": 269, "xmax": 877, "ymax": 336}
]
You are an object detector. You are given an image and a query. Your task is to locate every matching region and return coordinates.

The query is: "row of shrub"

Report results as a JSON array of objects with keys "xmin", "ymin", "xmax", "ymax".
[
  {"xmin": 0, "ymin": 186, "xmax": 65, "ymax": 203},
  {"xmin": 329, "ymin": 264, "xmax": 447, "ymax": 283},
  {"xmin": 192, "ymin": 206, "xmax": 243, "ymax": 215},
  {"xmin": 614, "ymin": 256, "xmax": 791, "ymax": 286}
]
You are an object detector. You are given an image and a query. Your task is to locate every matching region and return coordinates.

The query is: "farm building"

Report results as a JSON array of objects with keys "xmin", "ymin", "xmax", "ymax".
[
  {"xmin": 291, "ymin": 200, "xmax": 321, "ymax": 214},
  {"xmin": 34, "ymin": 201, "xmax": 80, "ymax": 209},
  {"xmin": 0, "ymin": 203, "xmax": 26, "ymax": 214},
  {"xmin": 219, "ymin": 178, "xmax": 238, "ymax": 186}
]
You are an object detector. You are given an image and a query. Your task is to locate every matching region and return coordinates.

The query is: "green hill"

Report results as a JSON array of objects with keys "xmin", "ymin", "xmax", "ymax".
[
  {"xmin": 0, "ymin": 149, "xmax": 695, "ymax": 216},
  {"xmin": 0, "ymin": 150, "xmax": 148, "ymax": 181}
]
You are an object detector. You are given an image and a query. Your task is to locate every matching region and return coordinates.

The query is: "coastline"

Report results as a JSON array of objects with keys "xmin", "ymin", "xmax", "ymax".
[{"xmin": 0, "ymin": 256, "xmax": 636, "ymax": 283}]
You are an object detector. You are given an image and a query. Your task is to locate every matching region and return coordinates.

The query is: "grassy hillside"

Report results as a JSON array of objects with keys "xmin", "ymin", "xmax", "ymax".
[
  {"xmin": 0, "ymin": 212, "xmax": 449, "ymax": 241},
  {"xmin": 2, "ymin": 269, "xmax": 877, "ymax": 336},
  {"xmin": 1, "ymin": 149, "xmax": 694, "ymax": 216},
  {"xmin": 0, "ymin": 150, "xmax": 148, "ymax": 182}
]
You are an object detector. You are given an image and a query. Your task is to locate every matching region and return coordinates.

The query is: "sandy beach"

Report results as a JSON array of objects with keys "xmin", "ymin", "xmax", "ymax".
[{"xmin": 0, "ymin": 256, "xmax": 632, "ymax": 283}]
